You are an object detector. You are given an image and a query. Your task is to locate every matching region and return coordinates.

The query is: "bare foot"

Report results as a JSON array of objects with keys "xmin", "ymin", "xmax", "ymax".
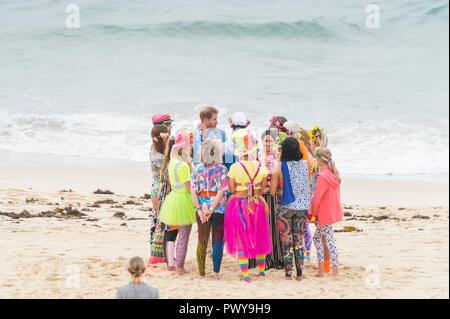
[
  {"xmin": 315, "ymin": 263, "xmax": 325, "ymax": 277},
  {"xmin": 167, "ymin": 266, "xmax": 176, "ymax": 272},
  {"xmin": 199, "ymin": 274, "xmax": 206, "ymax": 279},
  {"xmin": 315, "ymin": 271, "xmax": 325, "ymax": 277},
  {"xmin": 176, "ymin": 267, "xmax": 188, "ymax": 275},
  {"xmin": 285, "ymin": 265, "xmax": 293, "ymax": 280},
  {"xmin": 331, "ymin": 266, "xmax": 338, "ymax": 277},
  {"xmin": 213, "ymin": 273, "xmax": 220, "ymax": 281},
  {"xmin": 296, "ymin": 276, "xmax": 303, "ymax": 281}
]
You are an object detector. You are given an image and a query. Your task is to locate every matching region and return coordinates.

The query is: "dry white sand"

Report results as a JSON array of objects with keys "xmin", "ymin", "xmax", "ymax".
[{"xmin": 0, "ymin": 165, "xmax": 448, "ymax": 299}]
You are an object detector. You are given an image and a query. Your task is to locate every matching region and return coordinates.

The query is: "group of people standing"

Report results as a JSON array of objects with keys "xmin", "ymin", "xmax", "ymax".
[{"xmin": 146, "ymin": 106, "xmax": 343, "ymax": 283}]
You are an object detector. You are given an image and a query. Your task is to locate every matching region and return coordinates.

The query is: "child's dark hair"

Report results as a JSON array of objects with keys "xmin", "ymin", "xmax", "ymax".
[
  {"xmin": 261, "ymin": 130, "xmax": 271, "ymax": 140},
  {"xmin": 280, "ymin": 137, "xmax": 302, "ymax": 162}
]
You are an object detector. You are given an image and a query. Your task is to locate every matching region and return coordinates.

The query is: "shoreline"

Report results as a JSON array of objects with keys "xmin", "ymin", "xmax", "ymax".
[
  {"xmin": 1, "ymin": 148, "xmax": 449, "ymax": 207},
  {"xmin": 0, "ymin": 165, "xmax": 448, "ymax": 208}
]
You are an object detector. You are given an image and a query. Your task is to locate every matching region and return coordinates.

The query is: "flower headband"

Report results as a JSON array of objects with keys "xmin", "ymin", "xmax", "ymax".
[
  {"xmin": 159, "ymin": 132, "xmax": 169, "ymax": 139},
  {"xmin": 270, "ymin": 116, "xmax": 287, "ymax": 133},
  {"xmin": 308, "ymin": 126, "xmax": 326, "ymax": 142},
  {"xmin": 314, "ymin": 149, "xmax": 333, "ymax": 168}
]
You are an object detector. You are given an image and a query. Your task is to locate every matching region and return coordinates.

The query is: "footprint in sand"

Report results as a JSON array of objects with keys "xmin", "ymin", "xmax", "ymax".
[{"xmin": 46, "ymin": 273, "xmax": 62, "ymax": 281}]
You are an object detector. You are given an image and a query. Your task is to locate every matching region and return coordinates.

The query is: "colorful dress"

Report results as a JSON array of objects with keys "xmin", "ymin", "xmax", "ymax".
[
  {"xmin": 224, "ymin": 161, "xmax": 272, "ymax": 258},
  {"xmin": 149, "ymin": 165, "xmax": 171, "ymax": 264},
  {"xmin": 259, "ymin": 150, "xmax": 283, "ymax": 270},
  {"xmin": 191, "ymin": 163, "xmax": 229, "ymax": 275},
  {"xmin": 149, "ymin": 151, "xmax": 163, "ymax": 256},
  {"xmin": 159, "ymin": 158, "xmax": 196, "ymax": 269},
  {"xmin": 159, "ymin": 159, "xmax": 196, "ymax": 226},
  {"xmin": 225, "ymin": 160, "xmax": 272, "ymax": 281}
]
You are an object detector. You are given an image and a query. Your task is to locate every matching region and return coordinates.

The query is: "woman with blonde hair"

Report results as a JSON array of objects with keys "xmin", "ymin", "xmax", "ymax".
[
  {"xmin": 308, "ymin": 127, "xmax": 332, "ymax": 273},
  {"xmin": 224, "ymin": 128, "xmax": 272, "ymax": 283},
  {"xmin": 311, "ymin": 147, "xmax": 343, "ymax": 278},
  {"xmin": 159, "ymin": 131, "xmax": 197, "ymax": 275},
  {"xmin": 159, "ymin": 136, "xmax": 179, "ymax": 271},
  {"xmin": 191, "ymin": 139, "xmax": 229, "ymax": 280},
  {"xmin": 116, "ymin": 257, "xmax": 159, "ymax": 299}
]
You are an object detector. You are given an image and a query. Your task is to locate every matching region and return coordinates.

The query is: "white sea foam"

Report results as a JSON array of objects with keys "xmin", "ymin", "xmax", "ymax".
[{"xmin": 0, "ymin": 110, "xmax": 448, "ymax": 175}]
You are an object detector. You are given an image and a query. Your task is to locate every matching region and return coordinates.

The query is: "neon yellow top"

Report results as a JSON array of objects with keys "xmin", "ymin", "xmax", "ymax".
[
  {"xmin": 228, "ymin": 161, "xmax": 268, "ymax": 192},
  {"xmin": 168, "ymin": 159, "xmax": 191, "ymax": 192}
]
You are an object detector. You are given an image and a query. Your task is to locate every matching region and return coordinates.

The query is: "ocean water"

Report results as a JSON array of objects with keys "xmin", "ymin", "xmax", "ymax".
[{"xmin": 0, "ymin": 0, "xmax": 448, "ymax": 176}]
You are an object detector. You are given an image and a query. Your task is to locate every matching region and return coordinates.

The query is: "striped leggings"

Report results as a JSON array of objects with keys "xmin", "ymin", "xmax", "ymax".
[
  {"xmin": 313, "ymin": 224, "xmax": 338, "ymax": 266},
  {"xmin": 238, "ymin": 252, "xmax": 266, "ymax": 282}
]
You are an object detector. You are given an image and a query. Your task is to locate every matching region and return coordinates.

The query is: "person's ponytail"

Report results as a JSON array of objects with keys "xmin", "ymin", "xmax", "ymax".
[{"xmin": 328, "ymin": 159, "xmax": 341, "ymax": 183}]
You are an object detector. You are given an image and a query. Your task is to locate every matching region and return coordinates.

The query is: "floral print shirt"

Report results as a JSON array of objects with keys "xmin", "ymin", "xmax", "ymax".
[
  {"xmin": 190, "ymin": 163, "xmax": 229, "ymax": 214},
  {"xmin": 150, "ymin": 151, "xmax": 164, "ymax": 197}
]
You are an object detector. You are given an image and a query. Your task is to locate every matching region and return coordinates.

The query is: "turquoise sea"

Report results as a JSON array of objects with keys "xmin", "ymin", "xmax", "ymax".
[{"xmin": 0, "ymin": 0, "xmax": 448, "ymax": 175}]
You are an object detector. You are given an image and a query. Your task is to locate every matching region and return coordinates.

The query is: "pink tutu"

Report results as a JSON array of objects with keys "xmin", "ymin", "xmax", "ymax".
[{"xmin": 224, "ymin": 195, "xmax": 272, "ymax": 258}]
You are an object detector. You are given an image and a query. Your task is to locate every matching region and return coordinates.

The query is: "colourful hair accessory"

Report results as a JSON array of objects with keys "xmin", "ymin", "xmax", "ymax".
[
  {"xmin": 231, "ymin": 128, "xmax": 259, "ymax": 156},
  {"xmin": 130, "ymin": 276, "xmax": 142, "ymax": 284},
  {"xmin": 159, "ymin": 132, "xmax": 169, "ymax": 139},
  {"xmin": 313, "ymin": 149, "xmax": 320, "ymax": 159},
  {"xmin": 270, "ymin": 115, "xmax": 287, "ymax": 133},
  {"xmin": 308, "ymin": 126, "xmax": 327, "ymax": 142}
]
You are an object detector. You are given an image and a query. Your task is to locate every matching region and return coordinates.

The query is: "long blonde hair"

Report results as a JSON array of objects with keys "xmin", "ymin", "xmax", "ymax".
[
  {"xmin": 316, "ymin": 147, "xmax": 341, "ymax": 183},
  {"xmin": 162, "ymin": 136, "xmax": 175, "ymax": 172}
]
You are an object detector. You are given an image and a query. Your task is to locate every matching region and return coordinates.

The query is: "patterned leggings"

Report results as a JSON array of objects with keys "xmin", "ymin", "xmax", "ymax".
[
  {"xmin": 149, "ymin": 211, "xmax": 158, "ymax": 244},
  {"xmin": 313, "ymin": 224, "xmax": 338, "ymax": 266},
  {"xmin": 196, "ymin": 213, "xmax": 224, "ymax": 275},
  {"xmin": 276, "ymin": 209, "xmax": 307, "ymax": 277},
  {"xmin": 303, "ymin": 220, "xmax": 312, "ymax": 260},
  {"xmin": 176, "ymin": 225, "xmax": 192, "ymax": 269}
]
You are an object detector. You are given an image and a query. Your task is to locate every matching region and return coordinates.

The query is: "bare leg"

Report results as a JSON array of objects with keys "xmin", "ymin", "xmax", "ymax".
[
  {"xmin": 323, "ymin": 235, "xmax": 330, "ymax": 260},
  {"xmin": 315, "ymin": 262, "xmax": 325, "ymax": 277}
]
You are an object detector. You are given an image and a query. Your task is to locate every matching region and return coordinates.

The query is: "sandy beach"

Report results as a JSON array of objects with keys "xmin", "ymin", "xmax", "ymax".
[
  {"xmin": 0, "ymin": 164, "xmax": 448, "ymax": 299},
  {"xmin": 1, "ymin": 0, "xmax": 448, "ymax": 302}
]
